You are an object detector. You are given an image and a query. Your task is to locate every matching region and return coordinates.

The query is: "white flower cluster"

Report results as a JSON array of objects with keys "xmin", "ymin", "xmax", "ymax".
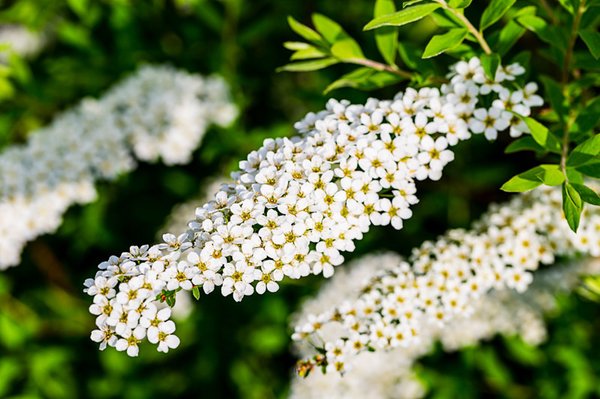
[
  {"xmin": 292, "ymin": 186, "xmax": 600, "ymax": 375},
  {"xmin": 84, "ymin": 57, "xmax": 544, "ymax": 356},
  {"xmin": 0, "ymin": 65, "xmax": 237, "ymax": 269},
  {"xmin": 0, "ymin": 24, "xmax": 45, "ymax": 61},
  {"xmin": 289, "ymin": 253, "xmax": 600, "ymax": 399}
]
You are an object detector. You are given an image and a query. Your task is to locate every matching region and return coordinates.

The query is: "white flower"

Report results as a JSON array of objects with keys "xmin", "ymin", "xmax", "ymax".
[{"xmin": 469, "ymin": 107, "xmax": 511, "ymax": 140}]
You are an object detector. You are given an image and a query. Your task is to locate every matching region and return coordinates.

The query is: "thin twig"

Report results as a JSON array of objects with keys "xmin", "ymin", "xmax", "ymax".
[
  {"xmin": 348, "ymin": 58, "xmax": 413, "ymax": 79},
  {"xmin": 562, "ymin": 0, "xmax": 585, "ymax": 86},
  {"xmin": 436, "ymin": 0, "xmax": 492, "ymax": 55},
  {"xmin": 560, "ymin": 0, "xmax": 586, "ymax": 181}
]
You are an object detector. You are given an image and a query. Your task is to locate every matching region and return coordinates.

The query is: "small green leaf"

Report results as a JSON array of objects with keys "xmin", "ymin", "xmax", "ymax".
[
  {"xmin": 331, "ymin": 39, "xmax": 365, "ymax": 61},
  {"xmin": 501, "ymin": 173, "xmax": 543, "ymax": 192},
  {"xmin": 519, "ymin": 116, "xmax": 562, "ymax": 153},
  {"xmin": 166, "ymin": 295, "xmax": 176, "ymax": 307},
  {"xmin": 501, "ymin": 164, "xmax": 565, "ymax": 192},
  {"xmin": 562, "ymin": 183, "xmax": 583, "ymax": 232},
  {"xmin": 557, "ymin": 0, "xmax": 575, "ymax": 14},
  {"xmin": 579, "ymin": 29, "xmax": 600, "ymax": 59},
  {"xmin": 573, "ymin": 97, "xmax": 600, "ymax": 134},
  {"xmin": 374, "ymin": 0, "xmax": 398, "ymax": 65},
  {"xmin": 364, "ymin": 3, "xmax": 441, "ymax": 30},
  {"xmin": 192, "ymin": 286, "xmax": 201, "ymax": 300},
  {"xmin": 504, "ymin": 135, "xmax": 544, "ymax": 153},
  {"xmin": 277, "ymin": 58, "xmax": 339, "ymax": 72},
  {"xmin": 481, "ymin": 53, "xmax": 501, "ymax": 80},
  {"xmin": 448, "ymin": 0, "xmax": 473, "ymax": 8},
  {"xmin": 577, "ymin": 162, "xmax": 600, "ymax": 178},
  {"xmin": 312, "ymin": 14, "xmax": 345, "ymax": 44},
  {"xmin": 566, "ymin": 167, "xmax": 585, "ymax": 184},
  {"xmin": 571, "ymin": 183, "xmax": 600, "ymax": 206},
  {"xmin": 283, "ymin": 41, "xmax": 312, "ymax": 50},
  {"xmin": 287, "ymin": 16, "xmax": 325, "ymax": 45},
  {"xmin": 290, "ymin": 47, "xmax": 328, "ymax": 60},
  {"xmin": 480, "ymin": 0, "xmax": 516, "ymax": 31},
  {"xmin": 422, "ymin": 28, "xmax": 468, "ymax": 58},
  {"xmin": 310, "ymin": 14, "xmax": 365, "ymax": 61},
  {"xmin": 567, "ymin": 134, "xmax": 600, "ymax": 167},
  {"xmin": 516, "ymin": 15, "xmax": 556, "ymax": 46}
]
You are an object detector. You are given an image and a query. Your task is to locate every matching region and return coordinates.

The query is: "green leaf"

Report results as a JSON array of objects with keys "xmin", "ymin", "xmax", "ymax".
[
  {"xmin": 364, "ymin": 3, "xmax": 441, "ymax": 30},
  {"xmin": 501, "ymin": 164, "xmax": 565, "ymax": 192},
  {"xmin": 287, "ymin": 16, "xmax": 324, "ymax": 45},
  {"xmin": 516, "ymin": 15, "xmax": 555, "ymax": 46},
  {"xmin": 374, "ymin": 0, "xmax": 398, "ymax": 65},
  {"xmin": 192, "ymin": 286, "xmax": 201, "ymax": 300},
  {"xmin": 579, "ymin": 29, "xmax": 600, "ymax": 59},
  {"xmin": 566, "ymin": 167, "xmax": 584, "ymax": 184},
  {"xmin": 577, "ymin": 162, "xmax": 600, "ymax": 178},
  {"xmin": 312, "ymin": 14, "xmax": 345, "ymax": 43},
  {"xmin": 567, "ymin": 134, "xmax": 600, "ymax": 167},
  {"xmin": 422, "ymin": 28, "xmax": 468, "ymax": 58},
  {"xmin": 277, "ymin": 58, "xmax": 339, "ymax": 72},
  {"xmin": 283, "ymin": 41, "xmax": 312, "ymax": 50},
  {"xmin": 557, "ymin": 0, "xmax": 576, "ymax": 14},
  {"xmin": 519, "ymin": 116, "xmax": 562, "ymax": 153},
  {"xmin": 481, "ymin": 53, "xmax": 501, "ymax": 80},
  {"xmin": 330, "ymin": 39, "xmax": 365, "ymax": 61},
  {"xmin": 571, "ymin": 183, "xmax": 600, "ymax": 206},
  {"xmin": 480, "ymin": 0, "xmax": 516, "ymax": 31},
  {"xmin": 562, "ymin": 183, "xmax": 583, "ymax": 232},
  {"xmin": 540, "ymin": 76, "xmax": 567, "ymax": 121},
  {"xmin": 448, "ymin": 0, "xmax": 473, "ymax": 8},
  {"xmin": 430, "ymin": 10, "xmax": 463, "ymax": 28},
  {"xmin": 573, "ymin": 97, "xmax": 600, "ymax": 134},
  {"xmin": 504, "ymin": 135, "xmax": 544, "ymax": 153},
  {"xmin": 290, "ymin": 46, "xmax": 328, "ymax": 60},
  {"xmin": 311, "ymin": 14, "xmax": 365, "ymax": 61},
  {"xmin": 324, "ymin": 67, "xmax": 405, "ymax": 93},
  {"xmin": 493, "ymin": 20, "xmax": 526, "ymax": 55}
]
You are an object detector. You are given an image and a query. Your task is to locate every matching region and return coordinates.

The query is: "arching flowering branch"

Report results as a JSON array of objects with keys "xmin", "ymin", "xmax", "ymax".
[
  {"xmin": 0, "ymin": 65, "xmax": 237, "ymax": 269},
  {"xmin": 292, "ymin": 186, "xmax": 600, "ymax": 375},
  {"xmin": 289, "ymin": 253, "xmax": 600, "ymax": 399},
  {"xmin": 84, "ymin": 57, "xmax": 545, "ymax": 356}
]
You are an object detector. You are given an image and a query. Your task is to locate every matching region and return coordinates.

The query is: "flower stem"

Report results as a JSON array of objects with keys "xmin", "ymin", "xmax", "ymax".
[{"xmin": 436, "ymin": 0, "xmax": 492, "ymax": 55}]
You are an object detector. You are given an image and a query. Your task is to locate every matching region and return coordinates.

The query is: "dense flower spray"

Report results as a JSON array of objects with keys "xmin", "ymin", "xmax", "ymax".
[
  {"xmin": 289, "ymin": 253, "xmax": 600, "ymax": 399},
  {"xmin": 292, "ymin": 185, "xmax": 600, "ymax": 374},
  {"xmin": 0, "ymin": 65, "xmax": 237, "ymax": 269},
  {"xmin": 84, "ymin": 57, "xmax": 545, "ymax": 356}
]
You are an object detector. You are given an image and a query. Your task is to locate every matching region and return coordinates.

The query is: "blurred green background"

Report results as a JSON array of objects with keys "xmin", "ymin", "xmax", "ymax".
[{"xmin": 0, "ymin": 0, "xmax": 598, "ymax": 398}]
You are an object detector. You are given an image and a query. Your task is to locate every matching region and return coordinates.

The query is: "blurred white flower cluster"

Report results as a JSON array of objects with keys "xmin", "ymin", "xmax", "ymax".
[
  {"xmin": 84, "ymin": 57, "xmax": 544, "ymax": 356},
  {"xmin": 292, "ymin": 186, "xmax": 600, "ymax": 374},
  {"xmin": 0, "ymin": 65, "xmax": 237, "ymax": 269},
  {"xmin": 0, "ymin": 24, "xmax": 45, "ymax": 61},
  {"xmin": 289, "ymin": 253, "xmax": 600, "ymax": 399}
]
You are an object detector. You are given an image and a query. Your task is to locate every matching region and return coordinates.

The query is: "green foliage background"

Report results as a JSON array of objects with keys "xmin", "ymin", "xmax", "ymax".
[{"xmin": 0, "ymin": 0, "xmax": 598, "ymax": 398}]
